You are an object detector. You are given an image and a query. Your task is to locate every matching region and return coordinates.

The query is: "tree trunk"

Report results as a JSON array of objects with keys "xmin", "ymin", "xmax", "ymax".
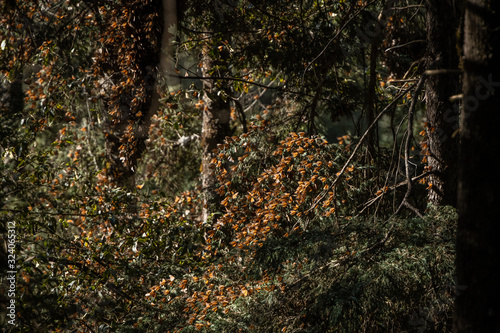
[
  {"xmin": 424, "ymin": 0, "xmax": 460, "ymax": 207},
  {"xmin": 104, "ymin": 0, "xmax": 176, "ymax": 190},
  {"xmin": 360, "ymin": 26, "xmax": 379, "ymax": 173},
  {"xmin": 363, "ymin": 9, "xmax": 386, "ymax": 160},
  {"xmin": 200, "ymin": 49, "xmax": 231, "ymax": 224},
  {"xmin": 0, "ymin": 70, "xmax": 24, "ymax": 160},
  {"xmin": 454, "ymin": 1, "xmax": 500, "ymax": 332}
]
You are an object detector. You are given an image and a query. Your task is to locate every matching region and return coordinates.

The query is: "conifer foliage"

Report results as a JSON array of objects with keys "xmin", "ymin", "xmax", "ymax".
[{"xmin": 0, "ymin": 1, "xmax": 472, "ymax": 332}]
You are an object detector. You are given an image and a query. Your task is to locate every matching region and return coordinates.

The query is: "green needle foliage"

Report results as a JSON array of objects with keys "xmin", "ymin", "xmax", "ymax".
[{"xmin": 1, "ymin": 1, "xmax": 459, "ymax": 332}]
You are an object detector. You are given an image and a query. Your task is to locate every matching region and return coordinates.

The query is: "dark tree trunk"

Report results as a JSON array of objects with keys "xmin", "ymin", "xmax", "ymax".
[
  {"xmin": 0, "ymin": 70, "xmax": 24, "ymax": 158},
  {"xmin": 8, "ymin": 72, "xmax": 24, "ymax": 115},
  {"xmin": 103, "ymin": 0, "xmax": 175, "ymax": 190},
  {"xmin": 454, "ymin": 1, "xmax": 500, "ymax": 332},
  {"xmin": 363, "ymin": 9, "xmax": 386, "ymax": 160},
  {"xmin": 424, "ymin": 0, "xmax": 460, "ymax": 207}
]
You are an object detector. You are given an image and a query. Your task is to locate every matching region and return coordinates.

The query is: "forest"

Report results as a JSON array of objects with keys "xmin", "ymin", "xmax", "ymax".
[{"xmin": 1, "ymin": 0, "xmax": 500, "ymax": 332}]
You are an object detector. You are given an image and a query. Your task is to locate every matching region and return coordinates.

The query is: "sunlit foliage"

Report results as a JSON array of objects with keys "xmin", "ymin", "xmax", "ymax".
[{"xmin": 1, "ymin": 1, "xmax": 456, "ymax": 332}]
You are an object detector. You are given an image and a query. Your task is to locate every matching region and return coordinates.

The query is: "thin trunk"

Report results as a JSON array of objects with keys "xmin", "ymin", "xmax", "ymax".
[
  {"xmin": 424, "ymin": 0, "xmax": 460, "ymax": 207},
  {"xmin": 200, "ymin": 49, "xmax": 231, "ymax": 224},
  {"xmin": 364, "ymin": 23, "xmax": 379, "ymax": 158},
  {"xmin": 454, "ymin": 1, "xmax": 500, "ymax": 332},
  {"xmin": 363, "ymin": 8, "xmax": 385, "ymax": 176}
]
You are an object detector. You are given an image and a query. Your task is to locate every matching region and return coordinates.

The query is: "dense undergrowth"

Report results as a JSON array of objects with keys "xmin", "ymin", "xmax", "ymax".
[{"xmin": 1, "ymin": 121, "xmax": 456, "ymax": 332}]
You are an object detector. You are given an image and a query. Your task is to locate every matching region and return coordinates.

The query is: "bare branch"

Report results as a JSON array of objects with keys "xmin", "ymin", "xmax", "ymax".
[
  {"xmin": 394, "ymin": 74, "xmax": 426, "ymax": 216},
  {"xmin": 306, "ymin": 81, "xmax": 416, "ymax": 214},
  {"xmin": 384, "ymin": 39, "xmax": 426, "ymax": 53}
]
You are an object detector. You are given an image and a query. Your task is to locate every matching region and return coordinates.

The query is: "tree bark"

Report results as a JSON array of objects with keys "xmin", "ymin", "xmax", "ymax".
[
  {"xmin": 454, "ymin": 1, "xmax": 500, "ymax": 332},
  {"xmin": 424, "ymin": 0, "xmax": 460, "ymax": 207}
]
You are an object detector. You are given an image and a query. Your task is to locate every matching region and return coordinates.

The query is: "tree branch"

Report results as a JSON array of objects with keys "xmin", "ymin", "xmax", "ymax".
[
  {"xmin": 306, "ymin": 82, "xmax": 416, "ymax": 214},
  {"xmin": 394, "ymin": 74, "xmax": 426, "ymax": 217}
]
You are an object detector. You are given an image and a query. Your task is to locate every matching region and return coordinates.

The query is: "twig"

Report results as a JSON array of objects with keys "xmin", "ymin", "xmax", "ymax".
[
  {"xmin": 424, "ymin": 69, "xmax": 462, "ymax": 76},
  {"xmin": 357, "ymin": 171, "xmax": 434, "ymax": 215},
  {"xmin": 173, "ymin": 74, "xmax": 282, "ymax": 91},
  {"xmin": 301, "ymin": 0, "xmax": 379, "ymax": 83},
  {"xmin": 393, "ymin": 74, "xmax": 426, "ymax": 217},
  {"xmin": 384, "ymin": 39, "xmax": 425, "ymax": 53},
  {"xmin": 305, "ymin": 82, "xmax": 415, "ymax": 214},
  {"xmin": 387, "ymin": 78, "xmax": 419, "ymax": 84}
]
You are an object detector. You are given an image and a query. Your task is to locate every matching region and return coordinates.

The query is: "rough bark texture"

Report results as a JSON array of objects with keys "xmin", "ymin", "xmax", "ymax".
[
  {"xmin": 454, "ymin": 1, "xmax": 500, "ymax": 332},
  {"xmin": 200, "ymin": 51, "xmax": 231, "ymax": 224},
  {"xmin": 424, "ymin": 0, "xmax": 460, "ymax": 207}
]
